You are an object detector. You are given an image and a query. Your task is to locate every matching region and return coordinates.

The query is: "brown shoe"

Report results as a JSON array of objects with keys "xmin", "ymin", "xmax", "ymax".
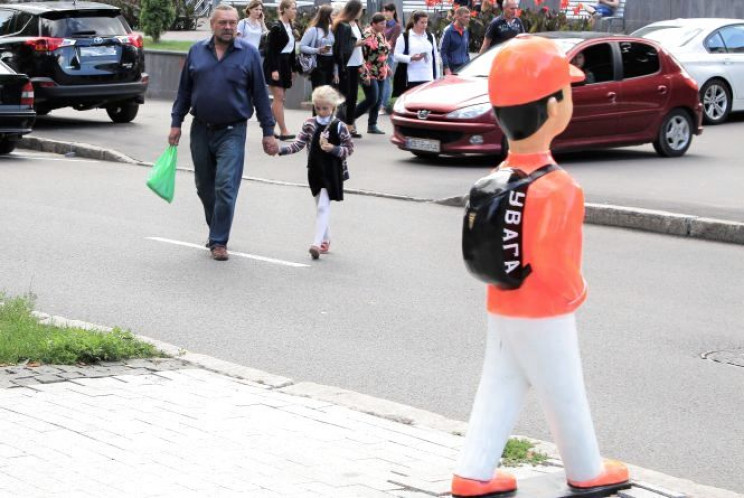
[
  {"xmin": 309, "ymin": 245, "xmax": 320, "ymax": 260},
  {"xmin": 210, "ymin": 245, "xmax": 229, "ymax": 261}
]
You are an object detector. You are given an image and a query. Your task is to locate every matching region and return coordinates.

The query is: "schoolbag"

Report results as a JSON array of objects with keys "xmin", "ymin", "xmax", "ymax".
[{"xmin": 461, "ymin": 164, "xmax": 558, "ymax": 289}]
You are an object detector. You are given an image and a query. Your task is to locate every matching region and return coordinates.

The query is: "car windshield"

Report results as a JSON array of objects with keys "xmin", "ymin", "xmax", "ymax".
[
  {"xmin": 632, "ymin": 26, "xmax": 701, "ymax": 47},
  {"xmin": 457, "ymin": 37, "xmax": 582, "ymax": 77},
  {"xmin": 40, "ymin": 14, "xmax": 130, "ymax": 38}
]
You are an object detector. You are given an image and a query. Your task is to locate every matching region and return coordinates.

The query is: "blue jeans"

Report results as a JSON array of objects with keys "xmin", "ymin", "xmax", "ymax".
[
  {"xmin": 190, "ymin": 121, "xmax": 247, "ymax": 247},
  {"xmin": 381, "ymin": 60, "xmax": 396, "ymax": 111},
  {"xmin": 355, "ymin": 79, "xmax": 386, "ymax": 127}
]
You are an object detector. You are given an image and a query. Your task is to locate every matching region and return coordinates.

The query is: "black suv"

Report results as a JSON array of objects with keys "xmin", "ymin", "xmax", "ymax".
[{"xmin": 0, "ymin": 1, "xmax": 148, "ymax": 123}]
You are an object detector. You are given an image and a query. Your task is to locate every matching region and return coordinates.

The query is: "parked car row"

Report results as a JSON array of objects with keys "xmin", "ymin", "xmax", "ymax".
[
  {"xmin": 0, "ymin": 1, "xmax": 148, "ymax": 123},
  {"xmin": 0, "ymin": 59, "xmax": 36, "ymax": 154},
  {"xmin": 391, "ymin": 19, "xmax": 744, "ymax": 160}
]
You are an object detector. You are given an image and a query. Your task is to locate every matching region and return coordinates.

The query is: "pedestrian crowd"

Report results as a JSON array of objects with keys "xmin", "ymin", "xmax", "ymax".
[{"xmin": 168, "ymin": 1, "xmax": 528, "ymax": 263}]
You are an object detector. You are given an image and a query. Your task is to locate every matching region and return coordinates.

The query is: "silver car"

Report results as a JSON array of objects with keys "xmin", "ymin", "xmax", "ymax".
[{"xmin": 632, "ymin": 18, "xmax": 744, "ymax": 124}]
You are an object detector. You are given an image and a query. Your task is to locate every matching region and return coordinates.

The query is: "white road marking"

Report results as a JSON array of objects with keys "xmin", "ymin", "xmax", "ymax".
[
  {"xmin": 6, "ymin": 154, "xmax": 96, "ymax": 162},
  {"xmin": 146, "ymin": 237, "xmax": 310, "ymax": 268}
]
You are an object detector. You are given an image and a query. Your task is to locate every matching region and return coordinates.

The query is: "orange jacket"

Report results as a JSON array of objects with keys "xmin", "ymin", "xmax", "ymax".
[{"xmin": 487, "ymin": 151, "xmax": 587, "ymax": 318}]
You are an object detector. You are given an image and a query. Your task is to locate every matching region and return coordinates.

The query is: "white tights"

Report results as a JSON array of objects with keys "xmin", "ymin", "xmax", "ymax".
[
  {"xmin": 456, "ymin": 313, "xmax": 603, "ymax": 482},
  {"xmin": 313, "ymin": 189, "xmax": 331, "ymax": 247}
]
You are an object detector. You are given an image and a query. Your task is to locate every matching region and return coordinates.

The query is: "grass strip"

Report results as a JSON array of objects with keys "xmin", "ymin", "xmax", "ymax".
[
  {"xmin": 0, "ymin": 295, "xmax": 165, "ymax": 366},
  {"xmin": 143, "ymin": 37, "xmax": 195, "ymax": 52}
]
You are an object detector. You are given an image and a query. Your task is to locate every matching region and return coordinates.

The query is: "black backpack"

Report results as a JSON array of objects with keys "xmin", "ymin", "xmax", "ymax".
[{"xmin": 462, "ymin": 164, "xmax": 558, "ymax": 289}]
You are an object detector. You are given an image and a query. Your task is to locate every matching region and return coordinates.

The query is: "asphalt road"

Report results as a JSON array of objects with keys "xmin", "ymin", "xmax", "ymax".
[
  {"xmin": 27, "ymin": 99, "xmax": 744, "ymax": 222},
  {"xmin": 1, "ymin": 151, "xmax": 743, "ymax": 493}
]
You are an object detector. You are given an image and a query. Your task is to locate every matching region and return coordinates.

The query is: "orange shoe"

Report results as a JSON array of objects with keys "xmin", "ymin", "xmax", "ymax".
[
  {"xmin": 452, "ymin": 471, "xmax": 517, "ymax": 497},
  {"xmin": 567, "ymin": 460, "xmax": 629, "ymax": 489}
]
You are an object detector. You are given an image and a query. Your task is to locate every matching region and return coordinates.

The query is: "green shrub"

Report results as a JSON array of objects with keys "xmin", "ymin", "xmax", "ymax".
[{"xmin": 139, "ymin": 0, "xmax": 176, "ymax": 43}]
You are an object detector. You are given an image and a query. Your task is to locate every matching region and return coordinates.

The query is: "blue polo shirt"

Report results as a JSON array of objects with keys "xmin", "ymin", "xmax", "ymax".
[{"xmin": 171, "ymin": 37, "xmax": 275, "ymax": 137}]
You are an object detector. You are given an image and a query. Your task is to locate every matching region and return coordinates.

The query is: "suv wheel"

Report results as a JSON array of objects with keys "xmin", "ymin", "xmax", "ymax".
[
  {"xmin": 106, "ymin": 102, "xmax": 140, "ymax": 123},
  {"xmin": 0, "ymin": 139, "xmax": 17, "ymax": 155},
  {"xmin": 653, "ymin": 109, "xmax": 693, "ymax": 158}
]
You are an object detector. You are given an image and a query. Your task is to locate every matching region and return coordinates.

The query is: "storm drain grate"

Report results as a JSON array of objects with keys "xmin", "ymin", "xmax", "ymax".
[{"xmin": 701, "ymin": 348, "xmax": 744, "ymax": 368}]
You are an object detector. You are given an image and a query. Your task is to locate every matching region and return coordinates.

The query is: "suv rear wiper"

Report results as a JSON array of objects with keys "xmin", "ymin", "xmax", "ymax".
[{"xmin": 71, "ymin": 30, "xmax": 98, "ymax": 36}]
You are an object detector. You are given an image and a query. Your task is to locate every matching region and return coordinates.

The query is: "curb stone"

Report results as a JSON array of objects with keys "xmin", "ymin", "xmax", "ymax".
[
  {"xmin": 14, "ymin": 311, "xmax": 744, "ymax": 498},
  {"xmin": 19, "ymin": 136, "xmax": 744, "ymax": 246}
]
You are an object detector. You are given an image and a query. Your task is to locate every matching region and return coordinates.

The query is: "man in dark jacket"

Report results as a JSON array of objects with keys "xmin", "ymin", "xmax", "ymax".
[{"xmin": 440, "ymin": 7, "xmax": 471, "ymax": 75}]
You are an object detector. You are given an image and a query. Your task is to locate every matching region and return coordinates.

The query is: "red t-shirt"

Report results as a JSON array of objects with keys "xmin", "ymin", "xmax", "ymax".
[{"xmin": 486, "ymin": 151, "xmax": 587, "ymax": 318}]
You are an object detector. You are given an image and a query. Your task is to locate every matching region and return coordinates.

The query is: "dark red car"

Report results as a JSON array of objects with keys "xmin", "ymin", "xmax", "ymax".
[{"xmin": 391, "ymin": 32, "xmax": 703, "ymax": 159}]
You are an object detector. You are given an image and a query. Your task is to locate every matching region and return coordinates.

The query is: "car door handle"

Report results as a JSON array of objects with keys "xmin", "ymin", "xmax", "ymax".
[
  {"xmin": 657, "ymin": 85, "xmax": 668, "ymax": 94},
  {"xmin": 606, "ymin": 92, "xmax": 616, "ymax": 102},
  {"xmin": 723, "ymin": 58, "xmax": 733, "ymax": 65}
]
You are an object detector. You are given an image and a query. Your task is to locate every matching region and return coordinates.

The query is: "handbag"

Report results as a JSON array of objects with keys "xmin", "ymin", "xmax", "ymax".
[
  {"xmin": 298, "ymin": 52, "xmax": 317, "ymax": 74},
  {"xmin": 392, "ymin": 62, "xmax": 408, "ymax": 98},
  {"xmin": 298, "ymin": 27, "xmax": 319, "ymax": 75}
]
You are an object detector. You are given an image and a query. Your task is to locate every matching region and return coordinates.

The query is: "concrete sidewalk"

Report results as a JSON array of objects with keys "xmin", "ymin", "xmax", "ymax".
[{"xmin": 1, "ymin": 317, "xmax": 742, "ymax": 498}]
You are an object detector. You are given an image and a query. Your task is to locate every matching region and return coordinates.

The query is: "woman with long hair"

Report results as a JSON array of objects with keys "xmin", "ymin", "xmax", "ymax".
[
  {"xmin": 332, "ymin": 0, "xmax": 365, "ymax": 138},
  {"xmin": 264, "ymin": 0, "xmax": 298, "ymax": 140},
  {"xmin": 394, "ymin": 10, "xmax": 439, "ymax": 91},
  {"xmin": 301, "ymin": 4, "xmax": 338, "ymax": 91},
  {"xmin": 237, "ymin": 0, "xmax": 268, "ymax": 51},
  {"xmin": 379, "ymin": 3, "xmax": 401, "ymax": 114}
]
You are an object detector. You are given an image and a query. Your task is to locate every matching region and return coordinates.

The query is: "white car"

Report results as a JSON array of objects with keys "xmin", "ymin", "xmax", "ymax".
[{"xmin": 632, "ymin": 18, "xmax": 744, "ymax": 124}]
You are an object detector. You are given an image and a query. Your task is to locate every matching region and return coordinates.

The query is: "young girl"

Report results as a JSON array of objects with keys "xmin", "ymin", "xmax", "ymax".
[{"xmin": 279, "ymin": 86, "xmax": 354, "ymax": 260}]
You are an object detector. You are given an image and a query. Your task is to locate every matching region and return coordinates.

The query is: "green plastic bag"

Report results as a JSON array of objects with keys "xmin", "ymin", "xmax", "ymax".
[{"xmin": 147, "ymin": 146, "xmax": 177, "ymax": 203}]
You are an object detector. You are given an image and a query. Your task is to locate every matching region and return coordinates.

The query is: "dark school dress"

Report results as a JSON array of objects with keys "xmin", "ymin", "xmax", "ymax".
[{"xmin": 308, "ymin": 119, "xmax": 345, "ymax": 201}]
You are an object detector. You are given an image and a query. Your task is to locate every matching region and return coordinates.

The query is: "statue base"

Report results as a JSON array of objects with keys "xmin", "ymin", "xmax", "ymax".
[{"xmin": 508, "ymin": 471, "xmax": 631, "ymax": 497}]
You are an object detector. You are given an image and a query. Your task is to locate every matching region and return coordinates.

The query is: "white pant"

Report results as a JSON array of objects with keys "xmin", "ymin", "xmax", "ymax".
[
  {"xmin": 456, "ymin": 313, "xmax": 603, "ymax": 482},
  {"xmin": 313, "ymin": 189, "xmax": 331, "ymax": 246}
]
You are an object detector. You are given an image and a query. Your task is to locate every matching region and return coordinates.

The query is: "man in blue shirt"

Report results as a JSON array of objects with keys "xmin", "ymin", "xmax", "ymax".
[
  {"xmin": 169, "ymin": 4, "xmax": 277, "ymax": 261},
  {"xmin": 479, "ymin": 0, "xmax": 524, "ymax": 54},
  {"xmin": 440, "ymin": 7, "xmax": 471, "ymax": 75}
]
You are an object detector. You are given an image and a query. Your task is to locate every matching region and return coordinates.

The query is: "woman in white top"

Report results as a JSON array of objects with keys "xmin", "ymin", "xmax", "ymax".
[
  {"xmin": 237, "ymin": 0, "xmax": 268, "ymax": 51},
  {"xmin": 394, "ymin": 10, "xmax": 439, "ymax": 91}
]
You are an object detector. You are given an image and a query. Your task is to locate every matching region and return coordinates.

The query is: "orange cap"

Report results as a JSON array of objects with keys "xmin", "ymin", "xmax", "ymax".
[{"xmin": 489, "ymin": 35, "xmax": 585, "ymax": 107}]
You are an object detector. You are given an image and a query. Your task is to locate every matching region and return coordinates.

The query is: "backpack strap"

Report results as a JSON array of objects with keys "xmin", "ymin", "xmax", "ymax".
[
  {"xmin": 426, "ymin": 31, "xmax": 436, "ymax": 78},
  {"xmin": 503, "ymin": 163, "xmax": 559, "ymax": 192},
  {"xmin": 528, "ymin": 163, "xmax": 559, "ymax": 180},
  {"xmin": 404, "ymin": 30, "xmax": 409, "ymax": 55}
]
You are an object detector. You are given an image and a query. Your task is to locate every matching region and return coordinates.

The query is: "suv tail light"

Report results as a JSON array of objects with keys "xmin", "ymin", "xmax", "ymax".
[
  {"xmin": 21, "ymin": 81, "xmax": 34, "ymax": 106},
  {"xmin": 24, "ymin": 37, "xmax": 74, "ymax": 52},
  {"xmin": 117, "ymin": 34, "xmax": 143, "ymax": 49}
]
